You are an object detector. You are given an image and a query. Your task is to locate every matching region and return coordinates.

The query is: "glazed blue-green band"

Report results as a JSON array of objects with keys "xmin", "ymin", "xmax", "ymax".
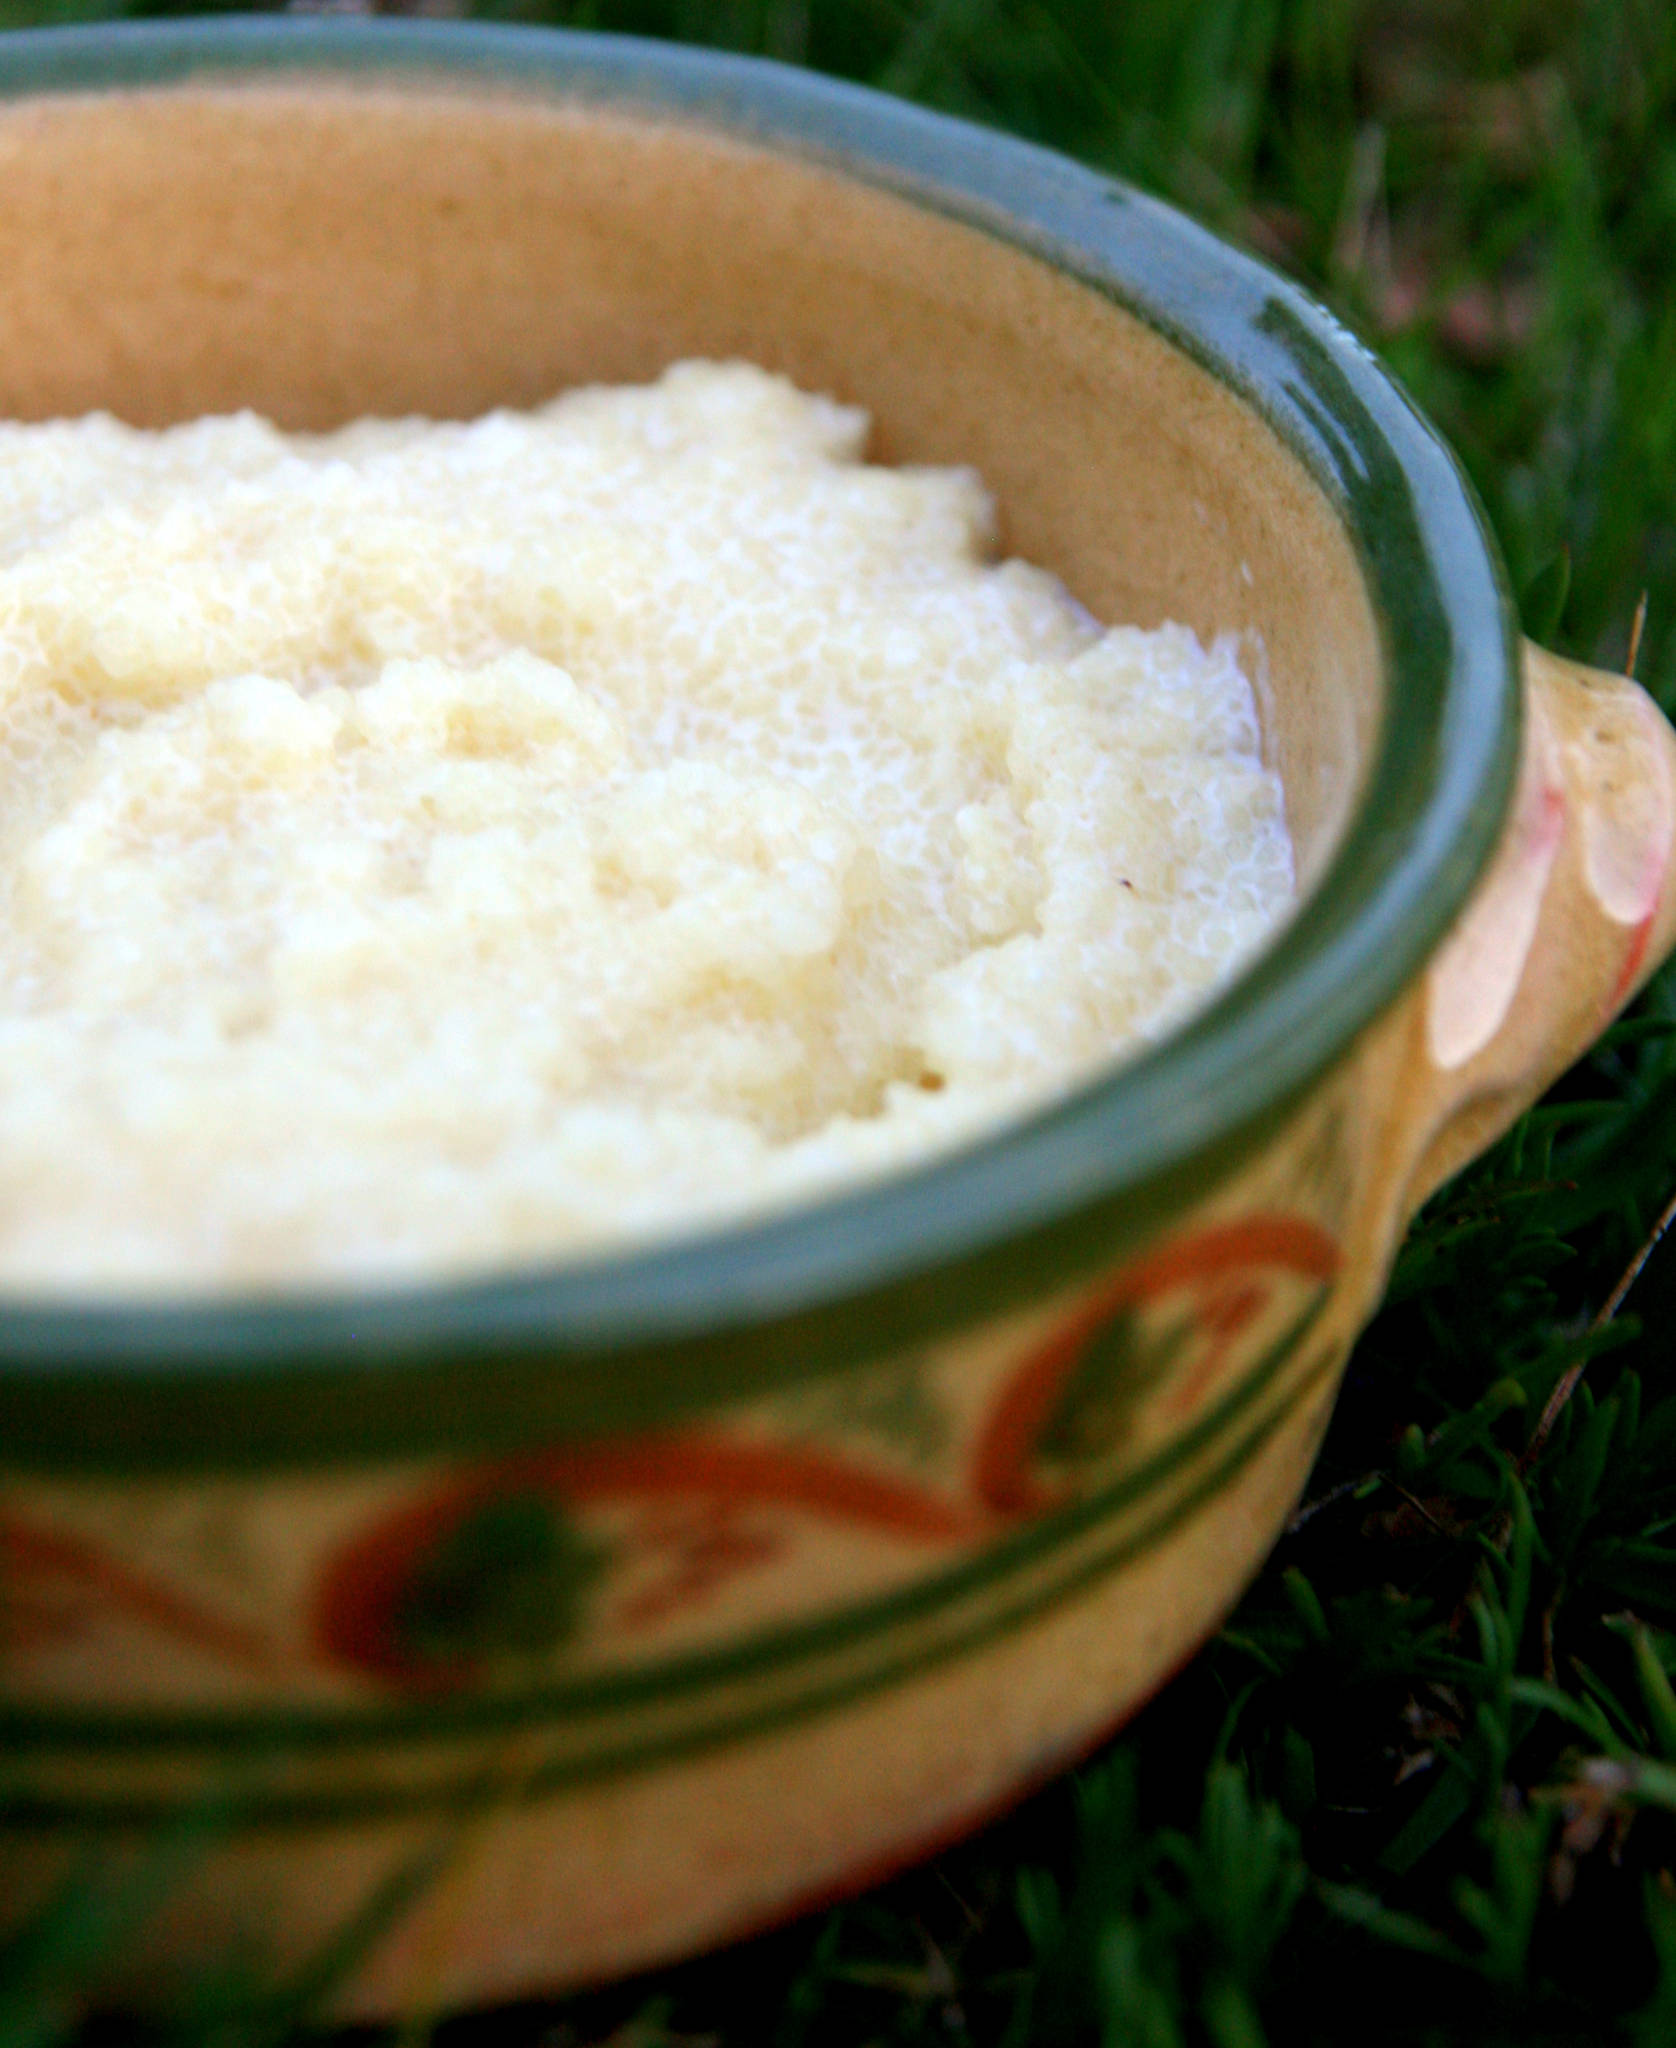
[{"xmin": 0, "ymin": 19, "xmax": 1519, "ymax": 1468}]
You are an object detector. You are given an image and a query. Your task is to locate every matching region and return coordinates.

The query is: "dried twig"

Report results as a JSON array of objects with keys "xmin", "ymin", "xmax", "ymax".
[
  {"xmin": 1287, "ymin": 1469, "xmax": 1377, "ymax": 1535},
  {"xmin": 1521, "ymin": 1178, "xmax": 1676, "ymax": 1471},
  {"xmin": 1627, "ymin": 589, "xmax": 1650, "ymax": 679},
  {"xmin": 1291, "ymin": 1173, "xmax": 1676, "ymax": 1531}
]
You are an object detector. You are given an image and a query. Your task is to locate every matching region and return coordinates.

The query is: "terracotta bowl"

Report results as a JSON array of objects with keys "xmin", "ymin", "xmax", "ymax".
[{"xmin": 2, "ymin": 17, "xmax": 1674, "ymax": 2020}]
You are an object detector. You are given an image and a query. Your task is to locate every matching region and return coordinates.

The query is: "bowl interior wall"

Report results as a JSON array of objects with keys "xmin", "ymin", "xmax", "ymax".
[{"xmin": 0, "ymin": 83, "xmax": 1379, "ymax": 886}]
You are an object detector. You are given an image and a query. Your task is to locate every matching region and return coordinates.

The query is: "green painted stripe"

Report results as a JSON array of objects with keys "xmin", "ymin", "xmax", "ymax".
[
  {"xmin": 0, "ymin": 1330, "xmax": 1342, "ymax": 1829},
  {"xmin": 0, "ymin": 1293, "xmax": 1330, "ymax": 1755}
]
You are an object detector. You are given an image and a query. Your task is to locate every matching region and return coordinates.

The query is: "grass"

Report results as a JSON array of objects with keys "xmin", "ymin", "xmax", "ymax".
[{"xmin": 3, "ymin": 0, "xmax": 1676, "ymax": 2041}]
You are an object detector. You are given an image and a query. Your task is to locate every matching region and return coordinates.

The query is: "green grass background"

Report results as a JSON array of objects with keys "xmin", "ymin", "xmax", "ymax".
[{"xmin": 3, "ymin": 2, "xmax": 1676, "ymax": 2043}]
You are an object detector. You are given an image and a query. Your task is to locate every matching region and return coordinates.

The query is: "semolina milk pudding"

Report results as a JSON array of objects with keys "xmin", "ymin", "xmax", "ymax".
[{"xmin": 0, "ymin": 362, "xmax": 1293, "ymax": 1291}]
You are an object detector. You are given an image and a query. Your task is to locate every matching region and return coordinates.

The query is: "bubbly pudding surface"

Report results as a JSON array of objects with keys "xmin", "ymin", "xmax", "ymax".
[{"xmin": 0, "ymin": 362, "xmax": 1292, "ymax": 1290}]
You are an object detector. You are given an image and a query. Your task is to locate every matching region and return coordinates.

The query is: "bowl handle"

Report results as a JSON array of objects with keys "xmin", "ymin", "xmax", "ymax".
[{"xmin": 1394, "ymin": 639, "xmax": 1676, "ymax": 1219}]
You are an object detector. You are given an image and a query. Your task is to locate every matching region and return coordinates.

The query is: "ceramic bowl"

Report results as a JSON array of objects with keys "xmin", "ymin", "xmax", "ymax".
[{"xmin": 2, "ymin": 17, "xmax": 1673, "ymax": 2019}]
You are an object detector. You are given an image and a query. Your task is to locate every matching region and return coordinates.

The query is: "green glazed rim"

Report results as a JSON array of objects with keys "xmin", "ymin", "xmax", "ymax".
[{"xmin": 0, "ymin": 18, "xmax": 1520, "ymax": 1469}]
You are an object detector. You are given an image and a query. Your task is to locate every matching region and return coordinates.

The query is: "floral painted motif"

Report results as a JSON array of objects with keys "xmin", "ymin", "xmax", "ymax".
[
  {"xmin": 309, "ymin": 1214, "xmax": 1340, "ymax": 1691},
  {"xmin": 970, "ymin": 1217, "xmax": 1339, "ymax": 1516},
  {"xmin": 0, "ymin": 1213, "xmax": 1341, "ymax": 1703},
  {"xmin": 311, "ymin": 1436, "xmax": 986, "ymax": 1690}
]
